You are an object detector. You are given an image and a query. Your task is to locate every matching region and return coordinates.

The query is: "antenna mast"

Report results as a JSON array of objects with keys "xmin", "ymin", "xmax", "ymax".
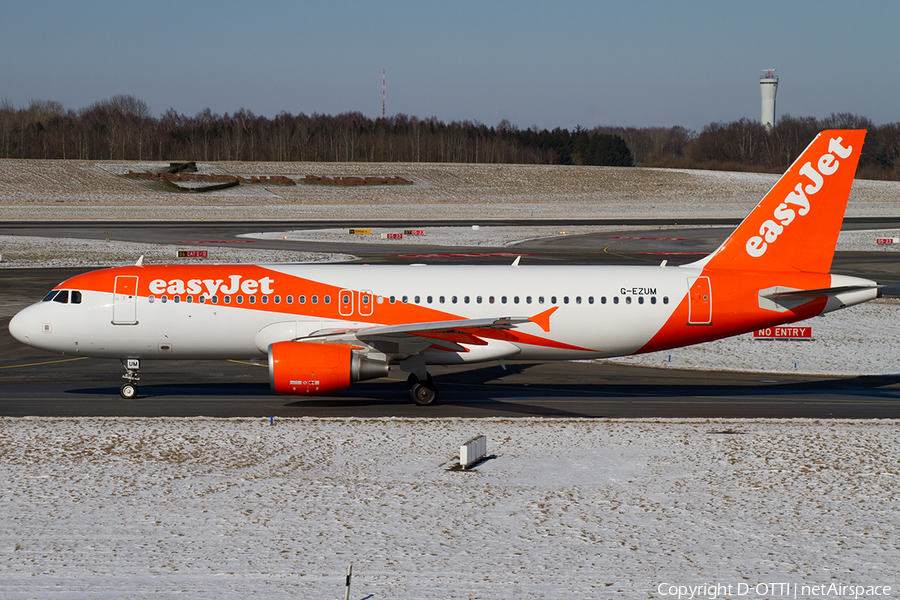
[{"xmin": 382, "ymin": 70, "xmax": 386, "ymax": 119}]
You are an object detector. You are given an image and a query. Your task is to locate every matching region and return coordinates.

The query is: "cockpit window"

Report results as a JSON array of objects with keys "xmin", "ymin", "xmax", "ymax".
[{"xmin": 41, "ymin": 290, "xmax": 82, "ymax": 304}]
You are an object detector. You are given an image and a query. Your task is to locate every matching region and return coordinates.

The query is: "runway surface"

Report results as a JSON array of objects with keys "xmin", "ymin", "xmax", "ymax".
[{"xmin": 3, "ymin": 219, "xmax": 900, "ymax": 418}]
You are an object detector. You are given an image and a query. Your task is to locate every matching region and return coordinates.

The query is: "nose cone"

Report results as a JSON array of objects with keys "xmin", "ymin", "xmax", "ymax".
[{"xmin": 9, "ymin": 306, "xmax": 35, "ymax": 345}]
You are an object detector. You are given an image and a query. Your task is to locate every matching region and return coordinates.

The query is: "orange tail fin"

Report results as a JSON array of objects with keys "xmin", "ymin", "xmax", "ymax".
[{"xmin": 691, "ymin": 130, "xmax": 866, "ymax": 273}]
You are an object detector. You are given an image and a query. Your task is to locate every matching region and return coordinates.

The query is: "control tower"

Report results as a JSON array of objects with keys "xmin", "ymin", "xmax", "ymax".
[{"xmin": 760, "ymin": 69, "xmax": 779, "ymax": 130}]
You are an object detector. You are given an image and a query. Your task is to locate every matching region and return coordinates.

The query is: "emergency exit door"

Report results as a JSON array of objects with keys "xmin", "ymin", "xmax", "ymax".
[{"xmin": 687, "ymin": 276, "xmax": 712, "ymax": 325}]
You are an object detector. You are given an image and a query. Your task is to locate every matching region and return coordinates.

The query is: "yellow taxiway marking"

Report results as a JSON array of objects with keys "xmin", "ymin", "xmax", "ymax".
[
  {"xmin": 0, "ymin": 357, "xmax": 88, "ymax": 369},
  {"xmin": 602, "ymin": 244, "xmax": 657, "ymax": 263}
]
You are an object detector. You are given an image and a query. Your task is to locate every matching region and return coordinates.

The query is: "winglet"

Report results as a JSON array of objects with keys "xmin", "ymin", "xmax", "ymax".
[
  {"xmin": 135, "ymin": 255, "xmax": 144, "ymax": 267},
  {"xmin": 511, "ymin": 256, "xmax": 521, "ymax": 267},
  {"xmin": 529, "ymin": 306, "xmax": 559, "ymax": 333}
]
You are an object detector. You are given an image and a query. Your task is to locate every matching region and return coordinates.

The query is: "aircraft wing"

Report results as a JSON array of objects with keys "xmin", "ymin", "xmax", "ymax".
[{"xmin": 301, "ymin": 308, "xmax": 559, "ymax": 357}]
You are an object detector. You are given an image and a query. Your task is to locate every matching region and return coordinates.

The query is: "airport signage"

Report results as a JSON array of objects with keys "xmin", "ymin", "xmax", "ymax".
[
  {"xmin": 753, "ymin": 326, "xmax": 812, "ymax": 340},
  {"xmin": 381, "ymin": 233, "xmax": 403, "ymax": 240},
  {"xmin": 177, "ymin": 250, "xmax": 208, "ymax": 258},
  {"xmin": 349, "ymin": 228, "xmax": 372, "ymax": 234},
  {"xmin": 875, "ymin": 237, "xmax": 899, "ymax": 244},
  {"xmin": 404, "ymin": 229, "xmax": 425, "ymax": 235}
]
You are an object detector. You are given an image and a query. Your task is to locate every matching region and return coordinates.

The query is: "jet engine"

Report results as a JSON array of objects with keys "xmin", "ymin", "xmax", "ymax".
[{"xmin": 268, "ymin": 341, "xmax": 389, "ymax": 395}]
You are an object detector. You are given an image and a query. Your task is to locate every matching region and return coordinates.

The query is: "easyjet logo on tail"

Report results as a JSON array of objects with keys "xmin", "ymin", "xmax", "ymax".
[{"xmin": 745, "ymin": 136, "xmax": 853, "ymax": 258}]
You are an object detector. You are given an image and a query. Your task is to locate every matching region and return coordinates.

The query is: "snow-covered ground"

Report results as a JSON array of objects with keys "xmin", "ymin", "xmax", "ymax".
[
  {"xmin": 1, "ymin": 417, "xmax": 897, "ymax": 599},
  {"xmin": 1, "ymin": 160, "xmax": 898, "ymax": 221}
]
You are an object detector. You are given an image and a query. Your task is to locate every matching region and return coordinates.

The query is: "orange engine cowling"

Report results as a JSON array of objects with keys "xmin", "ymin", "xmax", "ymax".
[{"xmin": 268, "ymin": 341, "xmax": 389, "ymax": 395}]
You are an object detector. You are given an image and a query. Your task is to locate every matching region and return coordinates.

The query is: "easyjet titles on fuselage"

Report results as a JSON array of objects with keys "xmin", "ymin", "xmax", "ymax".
[
  {"xmin": 745, "ymin": 136, "xmax": 854, "ymax": 258},
  {"xmin": 148, "ymin": 275, "xmax": 275, "ymax": 297}
]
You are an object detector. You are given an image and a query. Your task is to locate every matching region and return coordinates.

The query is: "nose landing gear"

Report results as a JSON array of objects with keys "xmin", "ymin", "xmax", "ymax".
[{"xmin": 120, "ymin": 358, "xmax": 140, "ymax": 399}]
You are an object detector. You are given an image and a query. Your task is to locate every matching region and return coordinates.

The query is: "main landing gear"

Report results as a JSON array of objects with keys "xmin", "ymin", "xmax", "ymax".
[
  {"xmin": 407, "ymin": 373, "xmax": 439, "ymax": 406},
  {"xmin": 120, "ymin": 358, "xmax": 140, "ymax": 399}
]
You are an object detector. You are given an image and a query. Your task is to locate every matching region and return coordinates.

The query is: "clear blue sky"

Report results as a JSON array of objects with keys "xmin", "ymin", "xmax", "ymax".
[{"xmin": 2, "ymin": 0, "xmax": 897, "ymax": 132}]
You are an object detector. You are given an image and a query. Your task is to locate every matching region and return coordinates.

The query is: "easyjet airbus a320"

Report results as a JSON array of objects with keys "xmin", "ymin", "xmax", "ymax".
[{"xmin": 9, "ymin": 130, "xmax": 880, "ymax": 404}]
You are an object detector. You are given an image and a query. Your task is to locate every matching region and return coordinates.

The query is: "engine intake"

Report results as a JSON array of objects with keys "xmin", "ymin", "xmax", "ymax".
[{"xmin": 268, "ymin": 341, "xmax": 389, "ymax": 395}]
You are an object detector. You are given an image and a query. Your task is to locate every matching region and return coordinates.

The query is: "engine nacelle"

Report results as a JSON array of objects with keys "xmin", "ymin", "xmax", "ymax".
[{"xmin": 268, "ymin": 341, "xmax": 389, "ymax": 395}]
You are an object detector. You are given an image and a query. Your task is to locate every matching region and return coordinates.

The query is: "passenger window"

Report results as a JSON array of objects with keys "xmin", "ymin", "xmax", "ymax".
[
  {"xmin": 187, "ymin": 295, "xmax": 193, "ymax": 304},
  {"xmin": 415, "ymin": 296, "xmax": 421, "ymax": 304},
  {"xmin": 287, "ymin": 295, "xmax": 293, "ymax": 304},
  {"xmin": 274, "ymin": 295, "xmax": 280, "ymax": 304},
  {"xmin": 161, "ymin": 295, "xmax": 168, "ymax": 303},
  {"xmin": 563, "ymin": 297, "xmax": 569, "ymax": 304},
  {"xmin": 236, "ymin": 296, "xmax": 243, "ymax": 304},
  {"xmin": 71, "ymin": 291, "xmax": 82, "ymax": 304},
  {"xmin": 324, "ymin": 295, "xmax": 331, "ymax": 304},
  {"xmin": 402, "ymin": 296, "xmax": 408, "ymax": 304},
  {"xmin": 464, "ymin": 296, "xmax": 470, "ymax": 304},
  {"xmin": 376, "ymin": 296, "xmax": 383, "ymax": 304},
  {"xmin": 501, "ymin": 296, "xmax": 507, "ymax": 304},
  {"xmin": 477, "ymin": 296, "xmax": 483, "ymax": 304},
  {"xmin": 601, "ymin": 297, "xmax": 607, "ymax": 304},
  {"xmin": 362, "ymin": 296, "xmax": 370, "ymax": 305},
  {"xmin": 299, "ymin": 295, "xmax": 306, "ymax": 304},
  {"xmin": 390, "ymin": 296, "xmax": 396, "ymax": 304},
  {"xmin": 651, "ymin": 297, "xmax": 657, "ymax": 304},
  {"xmin": 638, "ymin": 296, "xmax": 644, "ymax": 304},
  {"xmin": 174, "ymin": 296, "xmax": 181, "ymax": 303},
  {"xmin": 663, "ymin": 297, "xmax": 669, "ymax": 304},
  {"xmin": 427, "ymin": 296, "xmax": 433, "ymax": 304},
  {"xmin": 312, "ymin": 295, "xmax": 318, "ymax": 304},
  {"xmin": 538, "ymin": 296, "xmax": 544, "ymax": 304},
  {"xmin": 551, "ymin": 296, "xmax": 557, "ymax": 304},
  {"xmin": 576, "ymin": 297, "xmax": 582, "ymax": 304},
  {"xmin": 342, "ymin": 294, "xmax": 350, "ymax": 304},
  {"xmin": 626, "ymin": 297, "xmax": 632, "ymax": 305},
  {"xmin": 513, "ymin": 296, "xmax": 519, "ymax": 304},
  {"xmin": 439, "ymin": 296, "xmax": 445, "ymax": 304},
  {"xmin": 588, "ymin": 296, "xmax": 594, "ymax": 304},
  {"xmin": 249, "ymin": 296, "xmax": 256, "ymax": 304},
  {"xmin": 199, "ymin": 295, "xmax": 206, "ymax": 304},
  {"xmin": 224, "ymin": 295, "xmax": 231, "ymax": 304},
  {"xmin": 613, "ymin": 297, "xmax": 619, "ymax": 304},
  {"xmin": 263, "ymin": 296, "xmax": 270, "ymax": 304},
  {"xmin": 53, "ymin": 291, "xmax": 69, "ymax": 304},
  {"xmin": 149, "ymin": 295, "xmax": 155, "ymax": 304},
  {"xmin": 211, "ymin": 295, "xmax": 218, "ymax": 304}
]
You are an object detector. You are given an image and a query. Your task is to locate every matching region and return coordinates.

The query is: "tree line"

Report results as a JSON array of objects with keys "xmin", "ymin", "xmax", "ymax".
[
  {"xmin": 0, "ymin": 95, "xmax": 633, "ymax": 167},
  {"xmin": 2, "ymin": 95, "xmax": 899, "ymax": 179}
]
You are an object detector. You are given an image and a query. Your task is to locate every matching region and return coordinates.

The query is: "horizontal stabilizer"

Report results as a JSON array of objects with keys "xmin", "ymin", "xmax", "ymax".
[{"xmin": 761, "ymin": 284, "xmax": 880, "ymax": 299}]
